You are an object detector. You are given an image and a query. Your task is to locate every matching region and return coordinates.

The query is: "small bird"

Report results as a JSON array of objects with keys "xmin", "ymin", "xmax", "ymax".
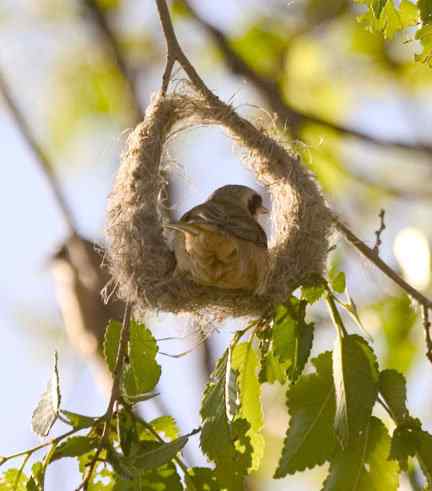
[{"xmin": 166, "ymin": 185, "xmax": 269, "ymax": 293}]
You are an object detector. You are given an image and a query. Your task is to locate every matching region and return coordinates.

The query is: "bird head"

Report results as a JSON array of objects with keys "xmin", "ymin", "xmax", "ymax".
[{"xmin": 209, "ymin": 185, "xmax": 268, "ymax": 217}]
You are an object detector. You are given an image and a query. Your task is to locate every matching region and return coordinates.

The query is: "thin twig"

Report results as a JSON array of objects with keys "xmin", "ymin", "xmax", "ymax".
[
  {"xmin": 0, "ymin": 428, "xmax": 79, "ymax": 466},
  {"xmin": 81, "ymin": 0, "xmax": 144, "ymax": 123},
  {"xmin": 0, "ymin": 70, "xmax": 77, "ymax": 235},
  {"xmin": 76, "ymin": 303, "xmax": 131, "ymax": 491},
  {"xmin": 335, "ymin": 218, "xmax": 432, "ymax": 310},
  {"xmin": 422, "ymin": 305, "xmax": 432, "ymax": 363},
  {"xmin": 373, "ymin": 209, "xmax": 386, "ymax": 254},
  {"xmin": 180, "ymin": 0, "xmax": 432, "ymax": 160}
]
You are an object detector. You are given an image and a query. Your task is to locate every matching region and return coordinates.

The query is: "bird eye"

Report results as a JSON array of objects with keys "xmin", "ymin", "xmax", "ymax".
[{"xmin": 248, "ymin": 194, "xmax": 262, "ymax": 215}]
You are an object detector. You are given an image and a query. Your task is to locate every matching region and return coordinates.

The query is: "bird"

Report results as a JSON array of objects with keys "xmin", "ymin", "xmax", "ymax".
[{"xmin": 165, "ymin": 185, "xmax": 269, "ymax": 294}]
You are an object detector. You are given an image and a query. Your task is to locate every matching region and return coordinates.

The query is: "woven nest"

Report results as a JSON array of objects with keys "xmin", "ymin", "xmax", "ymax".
[{"xmin": 105, "ymin": 90, "xmax": 333, "ymax": 318}]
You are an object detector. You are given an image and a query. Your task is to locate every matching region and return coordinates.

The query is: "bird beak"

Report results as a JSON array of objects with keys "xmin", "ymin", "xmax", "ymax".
[{"xmin": 257, "ymin": 205, "xmax": 269, "ymax": 215}]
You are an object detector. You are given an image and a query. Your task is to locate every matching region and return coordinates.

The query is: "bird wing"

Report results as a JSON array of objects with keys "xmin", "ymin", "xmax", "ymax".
[{"xmin": 179, "ymin": 202, "xmax": 267, "ymax": 248}]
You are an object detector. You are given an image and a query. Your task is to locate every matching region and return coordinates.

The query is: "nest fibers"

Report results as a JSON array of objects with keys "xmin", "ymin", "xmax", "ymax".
[{"xmin": 106, "ymin": 90, "xmax": 333, "ymax": 318}]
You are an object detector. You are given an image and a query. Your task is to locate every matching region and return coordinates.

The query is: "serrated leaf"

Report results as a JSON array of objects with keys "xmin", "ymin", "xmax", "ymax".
[
  {"xmin": 31, "ymin": 352, "xmax": 61, "ymax": 437},
  {"xmin": 389, "ymin": 425, "xmax": 419, "ymax": 470},
  {"xmin": 322, "ymin": 417, "xmax": 399, "ymax": 491},
  {"xmin": 0, "ymin": 469, "xmax": 28, "ymax": 490},
  {"xmin": 379, "ymin": 369, "xmax": 409, "ymax": 424},
  {"xmin": 272, "ymin": 301, "xmax": 314, "ymax": 381},
  {"xmin": 333, "ymin": 335, "xmax": 378, "ymax": 447},
  {"xmin": 127, "ymin": 321, "xmax": 161, "ymax": 394},
  {"xmin": 230, "ymin": 342, "xmax": 265, "ymax": 470},
  {"xmin": 103, "ymin": 320, "xmax": 122, "ymax": 373},
  {"xmin": 200, "ymin": 351, "xmax": 253, "ymax": 489},
  {"xmin": 259, "ymin": 351, "xmax": 288, "ymax": 384},
  {"xmin": 275, "ymin": 352, "xmax": 337, "ymax": 477},
  {"xmin": 225, "ymin": 350, "xmax": 240, "ymax": 422},
  {"xmin": 61, "ymin": 410, "xmax": 98, "ymax": 430},
  {"xmin": 51, "ymin": 436, "xmax": 98, "ymax": 462},
  {"xmin": 185, "ymin": 467, "xmax": 220, "ymax": 491},
  {"xmin": 143, "ymin": 416, "xmax": 179, "ymax": 442}
]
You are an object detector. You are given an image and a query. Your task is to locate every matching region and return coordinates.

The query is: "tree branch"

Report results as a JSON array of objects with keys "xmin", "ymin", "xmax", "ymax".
[
  {"xmin": 0, "ymin": 70, "xmax": 77, "ymax": 235},
  {"xmin": 152, "ymin": 0, "xmax": 432, "ymax": 362},
  {"xmin": 179, "ymin": 0, "xmax": 432, "ymax": 159},
  {"xmin": 335, "ymin": 217, "xmax": 432, "ymax": 309},
  {"xmin": 81, "ymin": 0, "xmax": 144, "ymax": 123}
]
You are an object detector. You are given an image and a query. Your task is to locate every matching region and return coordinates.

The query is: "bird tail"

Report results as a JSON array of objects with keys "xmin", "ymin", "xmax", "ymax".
[{"xmin": 164, "ymin": 223, "xmax": 200, "ymax": 236}]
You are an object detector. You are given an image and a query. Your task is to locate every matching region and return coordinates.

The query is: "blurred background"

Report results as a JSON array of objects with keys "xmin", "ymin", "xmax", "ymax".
[{"xmin": 1, "ymin": 0, "xmax": 432, "ymax": 489}]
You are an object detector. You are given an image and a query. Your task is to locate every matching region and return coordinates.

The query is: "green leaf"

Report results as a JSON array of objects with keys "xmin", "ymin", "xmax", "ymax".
[
  {"xmin": 185, "ymin": 468, "xmax": 220, "ymax": 491},
  {"xmin": 372, "ymin": 295, "xmax": 417, "ymax": 372},
  {"xmin": 416, "ymin": 429, "xmax": 432, "ymax": 488},
  {"xmin": 416, "ymin": 24, "xmax": 432, "ymax": 66},
  {"xmin": 225, "ymin": 353, "xmax": 240, "ymax": 421},
  {"xmin": 389, "ymin": 423, "xmax": 420, "ymax": 470},
  {"xmin": 104, "ymin": 320, "xmax": 122, "ymax": 373},
  {"xmin": 357, "ymin": 0, "xmax": 418, "ymax": 39},
  {"xmin": 61, "ymin": 410, "xmax": 98, "ymax": 430},
  {"xmin": 149, "ymin": 416, "xmax": 179, "ymax": 441},
  {"xmin": 117, "ymin": 410, "xmax": 139, "ymax": 457},
  {"xmin": 378, "ymin": 369, "xmax": 409, "ymax": 424},
  {"xmin": 0, "ymin": 469, "xmax": 28, "ymax": 490},
  {"xmin": 418, "ymin": 0, "xmax": 432, "ymax": 22},
  {"xmin": 128, "ymin": 436, "xmax": 188, "ymax": 472},
  {"xmin": 31, "ymin": 352, "xmax": 61, "ymax": 437},
  {"xmin": 372, "ymin": 0, "xmax": 387, "ymax": 18},
  {"xmin": 259, "ymin": 351, "xmax": 287, "ymax": 384},
  {"xmin": 26, "ymin": 477, "xmax": 38, "ymax": 491},
  {"xmin": 301, "ymin": 284, "xmax": 326, "ymax": 304},
  {"xmin": 112, "ymin": 462, "xmax": 182, "ymax": 491},
  {"xmin": 275, "ymin": 352, "xmax": 337, "ymax": 477},
  {"xmin": 230, "ymin": 342, "xmax": 265, "ymax": 470},
  {"xmin": 322, "ymin": 417, "xmax": 399, "ymax": 491},
  {"xmin": 333, "ymin": 335, "xmax": 378, "ymax": 447},
  {"xmin": 51, "ymin": 436, "xmax": 98, "ymax": 462},
  {"xmin": 200, "ymin": 350, "xmax": 253, "ymax": 489},
  {"xmin": 127, "ymin": 321, "xmax": 161, "ymax": 395},
  {"xmin": 331, "ymin": 271, "xmax": 346, "ymax": 294},
  {"xmin": 272, "ymin": 301, "xmax": 314, "ymax": 381}
]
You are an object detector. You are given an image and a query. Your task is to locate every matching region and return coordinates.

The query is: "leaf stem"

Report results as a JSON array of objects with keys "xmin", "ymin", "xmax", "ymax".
[
  {"xmin": 0, "ymin": 428, "xmax": 79, "ymax": 466},
  {"xmin": 325, "ymin": 291, "xmax": 348, "ymax": 338}
]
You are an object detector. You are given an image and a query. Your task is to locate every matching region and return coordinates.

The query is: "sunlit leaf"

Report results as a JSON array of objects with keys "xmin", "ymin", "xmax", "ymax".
[
  {"xmin": 333, "ymin": 335, "xmax": 378, "ymax": 447},
  {"xmin": 51, "ymin": 436, "xmax": 98, "ymax": 462},
  {"xmin": 231, "ymin": 342, "xmax": 265, "ymax": 470},
  {"xmin": 378, "ymin": 369, "xmax": 409, "ymax": 424},
  {"xmin": 275, "ymin": 352, "xmax": 337, "ymax": 477},
  {"xmin": 200, "ymin": 350, "xmax": 253, "ymax": 489},
  {"xmin": 125, "ymin": 321, "xmax": 161, "ymax": 395},
  {"xmin": 31, "ymin": 352, "xmax": 61, "ymax": 437},
  {"xmin": 185, "ymin": 467, "xmax": 220, "ymax": 491},
  {"xmin": 61, "ymin": 410, "xmax": 98, "ymax": 430},
  {"xmin": 104, "ymin": 320, "xmax": 122, "ymax": 373},
  {"xmin": 322, "ymin": 417, "xmax": 399, "ymax": 491},
  {"xmin": 0, "ymin": 469, "xmax": 28, "ymax": 490}
]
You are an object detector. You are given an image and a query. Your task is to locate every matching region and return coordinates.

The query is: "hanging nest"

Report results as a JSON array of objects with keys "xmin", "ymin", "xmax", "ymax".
[{"xmin": 105, "ymin": 89, "xmax": 333, "ymax": 319}]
